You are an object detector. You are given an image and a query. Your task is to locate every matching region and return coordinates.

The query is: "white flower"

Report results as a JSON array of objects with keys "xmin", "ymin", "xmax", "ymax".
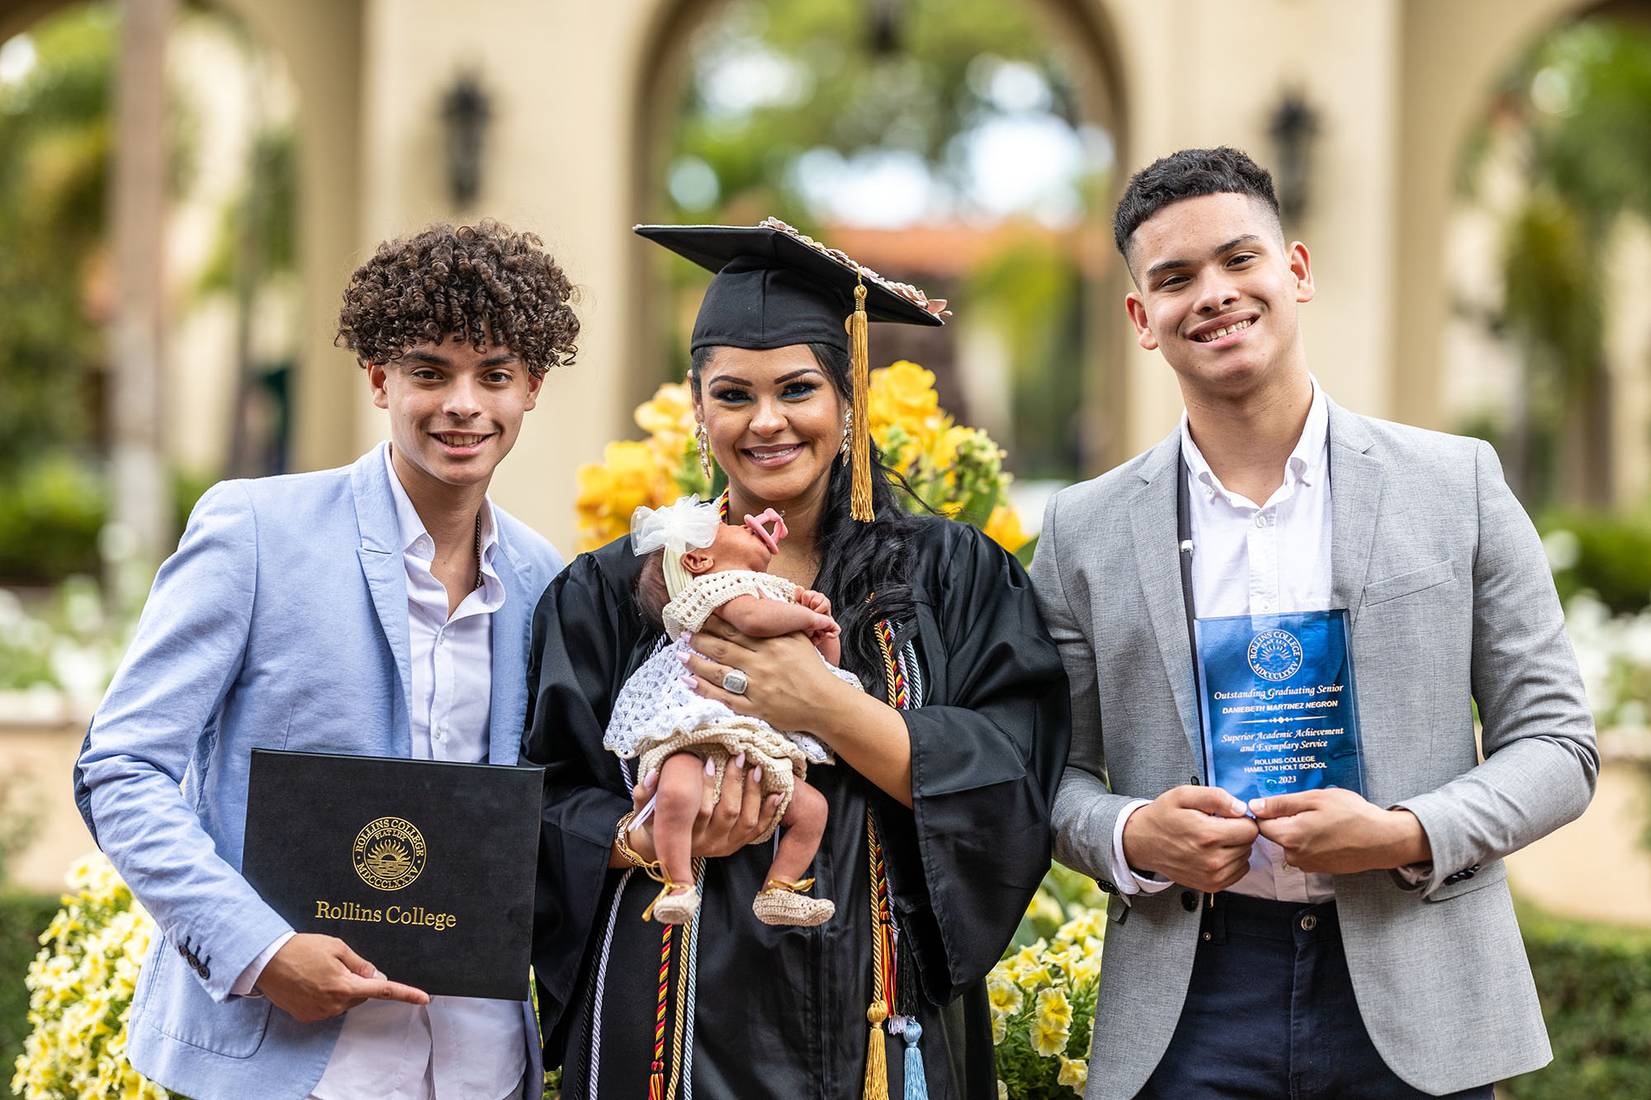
[{"xmin": 1542, "ymin": 529, "xmax": 1581, "ymax": 570}]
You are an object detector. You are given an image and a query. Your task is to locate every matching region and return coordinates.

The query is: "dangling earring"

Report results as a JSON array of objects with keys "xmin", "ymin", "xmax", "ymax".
[
  {"xmin": 696, "ymin": 421, "xmax": 714, "ymax": 484},
  {"xmin": 838, "ymin": 412, "xmax": 852, "ymax": 465}
]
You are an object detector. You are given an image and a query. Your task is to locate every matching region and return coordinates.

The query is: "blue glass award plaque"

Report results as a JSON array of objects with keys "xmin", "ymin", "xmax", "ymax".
[{"xmin": 1193, "ymin": 609, "xmax": 1365, "ymax": 803}]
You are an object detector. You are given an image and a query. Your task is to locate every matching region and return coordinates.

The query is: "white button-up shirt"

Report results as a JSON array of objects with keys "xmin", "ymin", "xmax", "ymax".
[
  {"xmin": 233, "ymin": 447, "xmax": 527, "ymax": 1100},
  {"xmin": 1110, "ymin": 379, "xmax": 1337, "ymax": 904}
]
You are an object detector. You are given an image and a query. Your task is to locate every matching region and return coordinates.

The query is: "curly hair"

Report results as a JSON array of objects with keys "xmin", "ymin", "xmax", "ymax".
[{"xmin": 336, "ymin": 220, "xmax": 580, "ymax": 376}]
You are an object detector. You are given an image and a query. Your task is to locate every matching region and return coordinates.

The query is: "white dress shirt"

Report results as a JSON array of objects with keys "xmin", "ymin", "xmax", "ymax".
[
  {"xmin": 1110, "ymin": 379, "xmax": 1337, "ymax": 904},
  {"xmin": 232, "ymin": 447, "xmax": 527, "ymax": 1100}
]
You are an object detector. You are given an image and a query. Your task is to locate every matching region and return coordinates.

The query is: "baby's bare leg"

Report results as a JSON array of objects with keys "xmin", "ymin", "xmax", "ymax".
[
  {"xmin": 653, "ymin": 752, "xmax": 705, "ymax": 888},
  {"xmin": 766, "ymin": 777, "xmax": 828, "ymax": 886}
]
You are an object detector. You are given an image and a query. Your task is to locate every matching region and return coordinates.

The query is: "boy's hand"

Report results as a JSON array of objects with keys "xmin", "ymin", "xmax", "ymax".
[
  {"xmin": 1250, "ymin": 790, "xmax": 1431, "ymax": 874},
  {"xmin": 1121, "ymin": 786, "xmax": 1259, "ymax": 893},
  {"xmin": 256, "ymin": 933, "xmax": 428, "ymax": 1023}
]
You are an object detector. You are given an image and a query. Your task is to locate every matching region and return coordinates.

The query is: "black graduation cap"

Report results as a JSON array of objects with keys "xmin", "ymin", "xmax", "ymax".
[
  {"xmin": 634, "ymin": 218, "xmax": 945, "ymax": 354},
  {"xmin": 636, "ymin": 218, "xmax": 948, "ymax": 522}
]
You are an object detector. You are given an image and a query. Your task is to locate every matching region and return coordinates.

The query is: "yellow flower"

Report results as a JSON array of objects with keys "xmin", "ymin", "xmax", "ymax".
[
  {"xmin": 66, "ymin": 852, "xmax": 107, "ymax": 890},
  {"xmin": 987, "ymin": 974, "xmax": 1022, "ymax": 1014},
  {"xmin": 16, "ymin": 853, "xmax": 170, "ymax": 1099},
  {"xmin": 605, "ymin": 441, "xmax": 668, "ymax": 512},
  {"xmin": 1057, "ymin": 910, "xmax": 1106, "ymax": 944},
  {"xmin": 983, "ymin": 505, "xmax": 1030, "ymax": 554},
  {"xmin": 1017, "ymin": 960, "xmax": 1054, "ymax": 990},
  {"xmin": 1058, "ymin": 1055, "xmax": 1089, "ymax": 1093},
  {"xmin": 1031, "ymin": 1014, "xmax": 1070, "ymax": 1057},
  {"xmin": 1062, "ymin": 952, "xmax": 1100, "ymax": 986},
  {"xmin": 930, "ymin": 423, "xmax": 972, "ymax": 472},
  {"xmin": 575, "ymin": 441, "xmax": 679, "ymax": 551},
  {"xmin": 634, "ymin": 382, "xmax": 695, "ymax": 439},
  {"xmin": 1036, "ymin": 986, "xmax": 1073, "ymax": 1030},
  {"xmin": 991, "ymin": 1010, "xmax": 1006, "ymax": 1045},
  {"xmin": 1025, "ymin": 889, "xmax": 1064, "ymax": 926},
  {"xmin": 1010, "ymin": 940, "xmax": 1046, "ymax": 970},
  {"xmin": 868, "ymin": 361, "xmax": 941, "ymax": 435}
]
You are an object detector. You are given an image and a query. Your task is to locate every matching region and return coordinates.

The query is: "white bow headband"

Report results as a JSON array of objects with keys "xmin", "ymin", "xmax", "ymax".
[{"xmin": 632, "ymin": 497, "xmax": 722, "ymax": 599}]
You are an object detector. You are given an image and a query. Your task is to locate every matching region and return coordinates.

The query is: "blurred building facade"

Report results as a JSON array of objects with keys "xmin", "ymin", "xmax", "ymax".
[{"xmin": 0, "ymin": 0, "xmax": 1631, "ymax": 549}]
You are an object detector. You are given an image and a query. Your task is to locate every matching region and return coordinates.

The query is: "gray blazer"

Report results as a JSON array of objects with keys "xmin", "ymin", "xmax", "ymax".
[{"xmin": 1030, "ymin": 401, "xmax": 1598, "ymax": 1098}]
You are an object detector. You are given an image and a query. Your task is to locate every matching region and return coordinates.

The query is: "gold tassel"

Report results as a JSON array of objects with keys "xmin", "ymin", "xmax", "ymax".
[
  {"xmin": 863, "ymin": 1003, "xmax": 889, "ymax": 1100},
  {"xmin": 847, "ymin": 278, "xmax": 874, "ymax": 523}
]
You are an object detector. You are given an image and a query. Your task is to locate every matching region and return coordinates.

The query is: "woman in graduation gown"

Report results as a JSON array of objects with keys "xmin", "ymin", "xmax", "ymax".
[{"xmin": 525, "ymin": 219, "xmax": 1070, "ymax": 1100}]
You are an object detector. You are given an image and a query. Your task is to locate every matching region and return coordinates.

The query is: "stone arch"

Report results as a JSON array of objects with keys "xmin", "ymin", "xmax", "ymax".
[
  {"xmin": 0, "ymin": 0, "xmax": 365, "ymax": 473},
  {"xmin": 624, "ymin": 0, "xmax": 1135, "ymax": 472},
  {"xmin": 1392, "ymin": 0, "xmax": 1620, "ymax": 431}
]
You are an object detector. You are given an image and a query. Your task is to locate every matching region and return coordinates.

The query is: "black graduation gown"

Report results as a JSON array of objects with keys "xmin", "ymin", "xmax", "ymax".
[{"xmin": 525, "ymin": 517, "xmax": 1069, "ymax": 1099}]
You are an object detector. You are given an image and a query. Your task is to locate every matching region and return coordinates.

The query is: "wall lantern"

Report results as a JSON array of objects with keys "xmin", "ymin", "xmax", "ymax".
[
  {"xmin": 1267, "ymin": 90, "xmax": 1319, "ymax": 224},
  {"xmin": 868, "ymin": 0, "xmax": 903, "ymax": 55},
  {"xmin": 441, "ymin": 74, "xmax": 491, "ymax": 209}
]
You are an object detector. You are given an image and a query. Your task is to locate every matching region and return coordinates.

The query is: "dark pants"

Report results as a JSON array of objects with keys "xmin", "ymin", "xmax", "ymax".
[{"xmin": 1138, "ymin": 894, "xmax": 1495, "ymax": 1100}]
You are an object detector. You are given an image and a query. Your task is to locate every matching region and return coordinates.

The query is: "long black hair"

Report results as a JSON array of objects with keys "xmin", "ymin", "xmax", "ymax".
[{"xmin": 689, "ymin": 342, "xmax": 924, "ymax": 687}]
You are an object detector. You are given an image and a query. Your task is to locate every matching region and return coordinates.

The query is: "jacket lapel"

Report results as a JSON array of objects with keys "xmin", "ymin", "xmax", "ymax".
[
  {"xmin": 487, "ymin": 527, "xmax": 532, "ymax": 766},
  {"xmin": 1128, "ymin": 430, "xmax": 1205, "ymax": 772},
  {"xmin": 352, "ymin": 445, "xmax": 413, "ymax": 757},
  {"xmin": 1327, "ymin": 403, "xmax": 1383, "ymax": 624}
]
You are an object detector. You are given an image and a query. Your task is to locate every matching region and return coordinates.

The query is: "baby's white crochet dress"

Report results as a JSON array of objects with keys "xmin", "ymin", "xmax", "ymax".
[{"xmin": 605, "ymin": 569, "xmax": 857, "ymax": 839}]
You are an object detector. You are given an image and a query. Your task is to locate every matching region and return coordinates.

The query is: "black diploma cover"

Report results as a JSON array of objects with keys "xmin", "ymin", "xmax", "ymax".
[{"xmin": 242, "ymin": 749, "xmax": 542, "ymax": 1000}]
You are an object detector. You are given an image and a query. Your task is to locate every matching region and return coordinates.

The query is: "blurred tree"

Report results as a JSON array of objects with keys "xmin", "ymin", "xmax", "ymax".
[
  {"xmin": 0, "ymin": 4, "xmax": 118, "ymax": 477},
  {"xmin": 1462, "ymin": 16, "xmax": 1651, "ymax": 507},
  {"xmin": 965, "ymin": 234, "xmax": 1083, "ymax": 478},
  {"xmin": 668, "ymin": 0, "xmax": 1079, "ymax": 221}
]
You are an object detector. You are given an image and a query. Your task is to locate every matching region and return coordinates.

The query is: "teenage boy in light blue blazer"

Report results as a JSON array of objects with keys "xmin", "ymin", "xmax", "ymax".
[{"xmin": 73, "ymin": 221, "xmax": 581, "ymax": 1100}]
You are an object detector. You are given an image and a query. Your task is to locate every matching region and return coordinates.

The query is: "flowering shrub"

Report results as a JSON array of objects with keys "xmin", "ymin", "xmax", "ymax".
[
  {"xmin": 0, "ymin": 578, "xmax": 136, "ymax": 715},
  {"xmin": 991, "ymin": 898, "xmax": 1104, "ymax": 1099},
  {"xmin": 573, "ymin": 362, "xmax": 1028, "ymax": 553},
  {"xmin": 1562, "ymin": 592, "xmax": 1651, "ymax": 731},
  {"xmin": 10, "ymin": 853, "xmax": 169, "ymax": 1099}
]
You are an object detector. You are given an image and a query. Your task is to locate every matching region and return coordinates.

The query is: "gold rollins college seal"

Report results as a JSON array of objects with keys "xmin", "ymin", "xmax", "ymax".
[{"xmin": 351, "ymin": 816, "xmax": 427, "ymax": 891}]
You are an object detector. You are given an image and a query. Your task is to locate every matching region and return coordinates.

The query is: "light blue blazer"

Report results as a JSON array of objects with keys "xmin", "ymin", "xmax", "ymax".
[{"xmin": 74, "ymin": 444, "xmax": 561, "ymax": 1100}]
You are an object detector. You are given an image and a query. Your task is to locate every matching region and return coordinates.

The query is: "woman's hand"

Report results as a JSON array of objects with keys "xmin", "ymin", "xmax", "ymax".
[
  {"xmin": 683, "ymin": 615, "xmax": 916, "ymax": 807},
  {"xmin": 681, "ymin": 617, "xmax": 853, "ymax": 735},
  {"xmin": 618, "ymin": 753, "xmax": 782, "ymax": 866}
]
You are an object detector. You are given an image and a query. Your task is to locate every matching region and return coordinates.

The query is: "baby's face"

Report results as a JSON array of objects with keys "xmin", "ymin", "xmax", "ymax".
[{"xmin": 698, "ymin": 509, "xmax": 787, "ymax": 573}]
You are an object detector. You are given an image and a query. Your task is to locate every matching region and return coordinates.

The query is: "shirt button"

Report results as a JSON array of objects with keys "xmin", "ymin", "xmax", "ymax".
[{"xmin": 1254, "ymin": 513, "xmax": 1268, "ymax": 528}]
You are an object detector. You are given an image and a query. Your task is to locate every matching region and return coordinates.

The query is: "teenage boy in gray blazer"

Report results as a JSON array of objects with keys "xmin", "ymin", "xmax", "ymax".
[{"xmin": 1031, "ymin": 147, "xmax": 1597, "ymax": 1099}]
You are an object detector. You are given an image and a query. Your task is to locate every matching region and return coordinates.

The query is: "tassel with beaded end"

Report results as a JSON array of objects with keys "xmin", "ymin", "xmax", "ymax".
[
  {"xmin": 863, "ymin": 1003, "xmax": 889, "ymax": 1100},
  {"xmin": 846, "ymin": 277, "xmax": 874, "ymax": 522},
  {"xmin": 647, "ymin": 924, "xmax": 674, "ymax": 1100},
  {"xmin": 902, "ymin": 1018, "xmax": 928, "ymax": 1100}
]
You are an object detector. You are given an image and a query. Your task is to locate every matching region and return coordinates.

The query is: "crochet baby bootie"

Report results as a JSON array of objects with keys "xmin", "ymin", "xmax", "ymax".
[
  {"xmin": 646, "ymin": 882, "xmax": 700, "ymax": 925},
  {"xmin": 752, "ymin": 877, "xmax": 835, "ymax": 927}
]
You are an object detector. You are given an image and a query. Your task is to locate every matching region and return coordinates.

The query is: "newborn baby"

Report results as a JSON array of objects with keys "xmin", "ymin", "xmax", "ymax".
[{"xmin": 605, "ymin": 496, "xmax": 857, "ymax": 927}]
